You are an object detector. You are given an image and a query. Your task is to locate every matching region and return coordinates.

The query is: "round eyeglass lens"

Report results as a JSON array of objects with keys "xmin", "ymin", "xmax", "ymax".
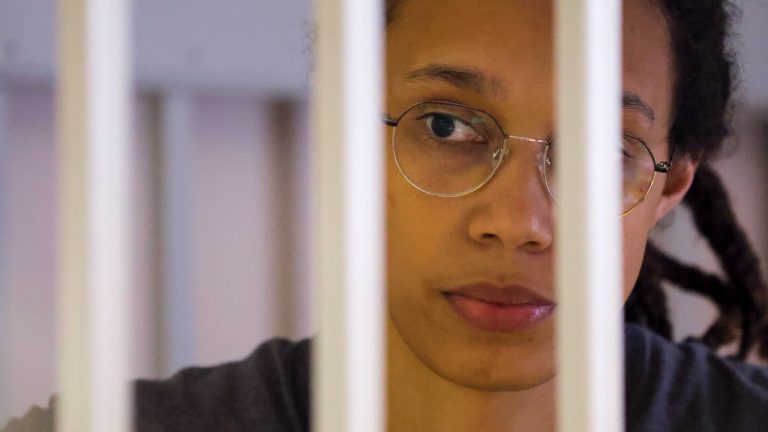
[
  {"xmin": 392, "ymin": 102, "xmax": 506, "ymax": 196},
  {"xmin": 542, "ymin": 135, "xmax": 659, "ymax": 215}
]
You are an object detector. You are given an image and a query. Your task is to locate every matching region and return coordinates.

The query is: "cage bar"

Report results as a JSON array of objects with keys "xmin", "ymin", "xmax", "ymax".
[
  {"xmin": 0, "ymin": 89, "xmax": 8, "ymax": 422},
  {"xmin": 157, "ymin": 92, "xmax": 196, "ymax": 375},
  {"xmin": 555, "ymin": 0, "xmax": 624, "ymax": 431},
  {"xmin": 311, "ymin": 0, "xmax": 386, "ymax": 431},
  {"xmin": 56, "ymin": 0, "xmax": 132, "ymax": 431}
]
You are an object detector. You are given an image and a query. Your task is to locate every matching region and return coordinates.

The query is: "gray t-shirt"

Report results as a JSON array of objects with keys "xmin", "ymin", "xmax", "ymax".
[{"xmin": 4, "ymin": 324, "xmax": 768, "ymax": 431}]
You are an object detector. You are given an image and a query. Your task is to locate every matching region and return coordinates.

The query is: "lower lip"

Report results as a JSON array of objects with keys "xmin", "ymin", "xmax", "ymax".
[{"xmin": 445, "ymin": 293, "xmax": 555, "ymax": 333}]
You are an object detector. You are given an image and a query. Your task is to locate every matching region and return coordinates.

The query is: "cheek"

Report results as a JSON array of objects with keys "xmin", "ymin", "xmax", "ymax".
[
  {"xmin": 385, "ymin": 144, "xmax": 476, "ymax": 336},
  {"xmin": 387, "ymin": 182, "xmax": 457, "ymax": 262},
  {"xmin": 621, "ymin": 207, "xmax": 657, "ymax": 300},
  {"xmin": 385, "ymin": 137, "xmax": 451, "ymax": 288},
  {"xmin": 622, "ymin": 223, "xmax": 647, "ymax": 300}
]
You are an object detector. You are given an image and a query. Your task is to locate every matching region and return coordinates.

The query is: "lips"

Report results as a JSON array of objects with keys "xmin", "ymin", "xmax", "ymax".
[{"xmin": 443, "ymin": 283, "xmax": 555, "ymax": 333}]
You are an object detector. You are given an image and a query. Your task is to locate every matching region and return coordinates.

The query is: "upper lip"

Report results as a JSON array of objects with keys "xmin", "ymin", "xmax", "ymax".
[{"xmin": 444, "ymin": 282, "xmax": 555, "ymax": 306}]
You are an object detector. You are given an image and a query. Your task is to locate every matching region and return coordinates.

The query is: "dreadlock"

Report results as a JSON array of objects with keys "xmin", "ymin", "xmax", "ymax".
[
  {"xmin": 386, "ymin": 0, "xmax": 768, "ymax": 361},
  {"xmin": 627, "ymin": 165, "xmax": 768, "ymax": 360},
  {"xmin": 624, "ymin": 0, "xmax": 768, "ymax": 361}
]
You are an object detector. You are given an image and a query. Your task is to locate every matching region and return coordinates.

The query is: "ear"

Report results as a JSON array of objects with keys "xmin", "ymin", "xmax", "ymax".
[{"xmin": 653, "ymin": 156, "xmax": 698, "ymax": 223}]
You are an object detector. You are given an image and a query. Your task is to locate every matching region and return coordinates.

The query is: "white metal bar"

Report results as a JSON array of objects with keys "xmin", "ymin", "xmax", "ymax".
[
  {"xmin": 312, "ymin": 0, "xmax": 386, "ymax": 431},
  {"xmin": 158, "ymin": 92, "xmax": 196, "ymax": 375},
  {"xmin": 555, "ymin": 0, "xmax": 624, "ymax": 431},
  {"xmin": 56, "ymin": 0, "xmax": 132, "ymax": 431}
]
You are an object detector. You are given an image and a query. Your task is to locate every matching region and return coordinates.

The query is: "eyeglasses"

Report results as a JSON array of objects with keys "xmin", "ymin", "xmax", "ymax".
[{"xmin": 383, "ymin": 100, "xmax": 672, "ymax": 216}]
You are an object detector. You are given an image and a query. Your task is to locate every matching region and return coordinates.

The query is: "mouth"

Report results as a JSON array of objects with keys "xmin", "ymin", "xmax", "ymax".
[{"xmin": 443, "ymin": 283, "xmax": 556, "ymax": 333}]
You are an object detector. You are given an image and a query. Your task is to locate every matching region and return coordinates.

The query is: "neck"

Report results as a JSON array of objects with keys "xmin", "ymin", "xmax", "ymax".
[{"xmin": 386, "ymin": 319, "xmax": 556, "ymax": 432}]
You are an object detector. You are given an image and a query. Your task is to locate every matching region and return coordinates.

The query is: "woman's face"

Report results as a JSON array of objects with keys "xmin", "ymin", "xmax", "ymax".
[{"xmin": 385, "ymin": 0, "xmax": 694, "ymax": 390}]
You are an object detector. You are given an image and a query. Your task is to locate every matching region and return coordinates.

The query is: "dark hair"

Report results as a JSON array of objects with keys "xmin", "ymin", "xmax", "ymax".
[
  {"xmin": 625, "ymin": 0, "xmax": 768, "ymax": 361},
  {"xmin": 386, "ymin": 0, "xmax": 768, "ymax": 361}
]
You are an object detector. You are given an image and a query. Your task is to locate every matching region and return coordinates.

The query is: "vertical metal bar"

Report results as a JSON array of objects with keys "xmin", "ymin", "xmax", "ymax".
[
  {"xmin": 268, "ymin": 98, "xmax": 301, "ymax": 337},
  {"xmin": 141, "ymin": 93, "xmax": 168, "ymax": 378},
  {"xmin": 0, "ymin": 88, "xmax": 8, "ymax": 423},
  {"xmin": 157, "ymin": 92, "xmax": 195, "ymax": 375},
  {"xmin": 555, "ymin": 0, "xmax": 624, "ymax": 431},
  {"xmin": 57, "ymin": 0, "xmax": 131, "ymax": 431},
  {"xmin": 312, "ymin": 0, "xmax": 385, "ymax": 431}
]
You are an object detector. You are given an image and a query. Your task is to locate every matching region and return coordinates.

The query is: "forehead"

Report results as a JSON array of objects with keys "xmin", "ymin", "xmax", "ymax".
[{"xmin": 386, "ymin": 0, "xmax": 674, "ymax": 128}]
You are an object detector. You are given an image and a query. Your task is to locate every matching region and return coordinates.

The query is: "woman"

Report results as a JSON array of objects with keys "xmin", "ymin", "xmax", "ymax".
[
  {"xmin": 5, "ymin": 0, "xmax": 768, "ymax": 431},
  {"xmin": 382, "ymin": 0, "xmax": 768, "ymax": 431}
]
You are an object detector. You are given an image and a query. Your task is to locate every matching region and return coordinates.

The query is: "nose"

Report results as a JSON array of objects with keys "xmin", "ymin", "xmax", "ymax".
[{"xmin": 466, "ymin": 146, "xmax": 554, "ymax": 253}]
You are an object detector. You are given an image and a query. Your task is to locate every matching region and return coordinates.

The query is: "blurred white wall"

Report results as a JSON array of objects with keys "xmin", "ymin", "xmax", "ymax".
[
  {"xmin": 0, "ymin": 86, "xmax": 57, "ymax": 422},
  {"xmin": 0, "ymin": 0, "xmax": 314, "ymax": 422}
]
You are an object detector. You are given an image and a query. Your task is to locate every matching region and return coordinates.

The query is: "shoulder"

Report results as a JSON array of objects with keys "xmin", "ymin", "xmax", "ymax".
[
  {"xmin": 1, "ymin": 338, "xmax": 311, "ymax": 432},
  {"xmin": 136, "ymin": 337, "xmax": 311, "ymax": 432},
  {"xmin": 625, "ymin": 323, "xmax": 768, "ymax": 432}
]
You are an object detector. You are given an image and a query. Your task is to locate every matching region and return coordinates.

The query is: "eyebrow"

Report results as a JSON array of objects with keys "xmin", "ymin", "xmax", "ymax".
[
  {"xmin": 405, "ymin": 64, "xmax": 505, "ymax": 96},
  {"xmin": 405, "ymin": 64, "xmax": 656, "ymax": 123},
  {"xmin": 622, "ymin": 91, "xmax": 655, "ymax": 123}
]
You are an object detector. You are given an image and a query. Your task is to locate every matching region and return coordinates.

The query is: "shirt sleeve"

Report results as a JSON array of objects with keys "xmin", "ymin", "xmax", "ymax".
[
  {"xmin": 134, "ymin": 337, "xmax": 310, "ymax": 432},
  {"xmin": 1, "ymin": 338, "xmax": 311, "ymax": 432},
  {"xmin": 1, "ymin": 398, "xmax": 55, "ymax": 432}
]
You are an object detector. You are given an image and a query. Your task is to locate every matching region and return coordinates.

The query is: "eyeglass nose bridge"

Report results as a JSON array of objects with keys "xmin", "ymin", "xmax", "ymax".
[
  {"xmin": 492, "ymin": 134, "xmax": 551, "ymax": 192},
  {"xmin": 494, "ymin": 134, "xmax": 549, "ymax": 159}
]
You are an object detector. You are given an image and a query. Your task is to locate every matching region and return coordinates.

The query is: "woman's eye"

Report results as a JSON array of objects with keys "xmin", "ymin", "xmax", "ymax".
[
  {"xmin": 621, "ymin": 136, "xmax": 631, "ymax": 157},
  {"xmin": 423, "ymin": 114, "xmax": 484, "ymax": 142},
  {"xmin": 621, "ymin": 134, "xmax": 646, "ymax": 159}
]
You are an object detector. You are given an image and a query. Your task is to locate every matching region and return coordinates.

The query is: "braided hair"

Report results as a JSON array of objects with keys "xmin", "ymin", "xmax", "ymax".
[
  {"xmin": 386, "ymin": 0, "xmax": 768, "ymax": 360},
  {"xmin": 623, "ymin": 0, "xmax": 768, "ymax": 361},
  {"xmin": 626, "ymin": 165, "xmax": 768, "ymax": 360}
]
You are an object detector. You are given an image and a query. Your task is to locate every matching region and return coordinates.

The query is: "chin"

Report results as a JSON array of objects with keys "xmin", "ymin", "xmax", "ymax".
[
  {"xmin": 440, "ymin": 368, "xmax": 556, "ymax": 392},
  {"xmin": 396, "ymin": 317, "xmax": 557, "ymax": 392},
  {"xmin": 426, "ymin": 349, "xmax": 556, "ymax": 392}
]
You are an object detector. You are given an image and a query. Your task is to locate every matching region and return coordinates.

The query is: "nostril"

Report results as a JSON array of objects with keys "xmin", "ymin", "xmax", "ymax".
[
  {"xmin": 480, "ymin": 233, "xmax": 504, "ymax": 246},
  {"xmin": 479, "ymin": 232, "xmax": 502, "ymax": 245}
]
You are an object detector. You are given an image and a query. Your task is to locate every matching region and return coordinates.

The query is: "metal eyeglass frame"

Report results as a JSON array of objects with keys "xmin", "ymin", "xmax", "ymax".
[{"xmin": 383, "ymin": 100, "xmax": 673, "ymax": 217}]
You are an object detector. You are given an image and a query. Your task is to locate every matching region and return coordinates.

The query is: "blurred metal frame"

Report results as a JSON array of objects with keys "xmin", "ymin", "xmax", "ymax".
[{"xmin": 0, "ymin": 88, "xmax": 8, "ymax": 422}]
